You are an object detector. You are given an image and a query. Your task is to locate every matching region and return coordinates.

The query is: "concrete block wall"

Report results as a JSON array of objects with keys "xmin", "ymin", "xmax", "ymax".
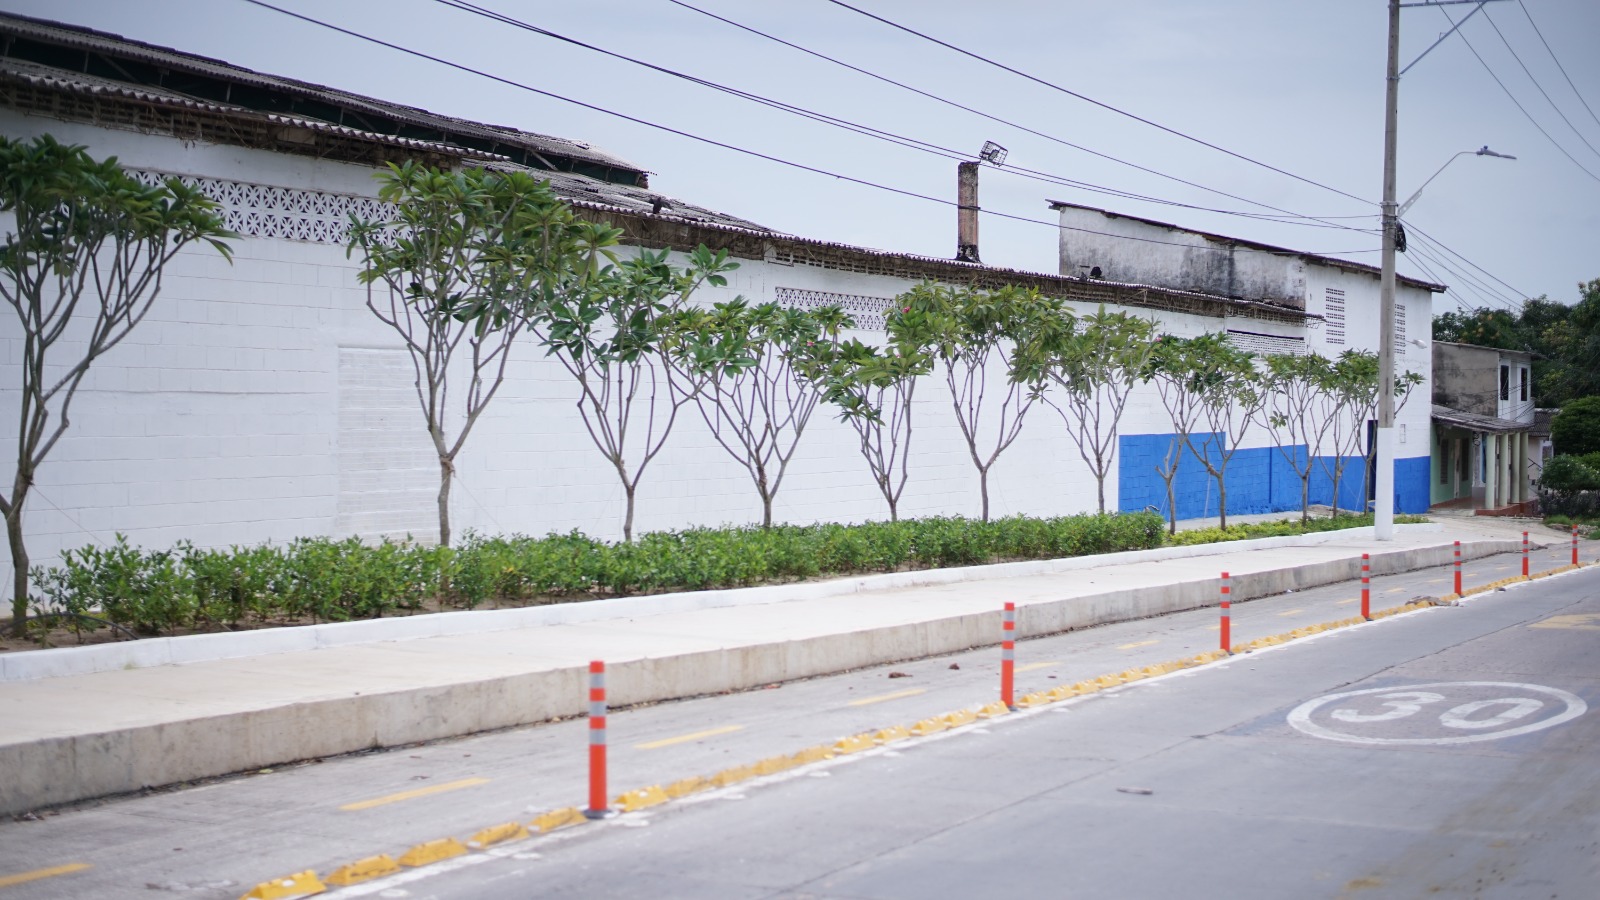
[{"xmin": 0, "ymin": 114, "xmax": 1435, "ymax": 579}]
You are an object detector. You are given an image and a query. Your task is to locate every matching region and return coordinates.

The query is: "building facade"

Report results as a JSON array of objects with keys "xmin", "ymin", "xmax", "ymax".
[{"xmin": 1429, "ymin": 341, "xmax": 1536, "ymax": 513}]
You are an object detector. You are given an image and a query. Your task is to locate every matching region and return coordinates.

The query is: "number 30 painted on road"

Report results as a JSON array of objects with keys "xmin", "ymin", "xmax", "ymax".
[{"xmin": 1289, "ymin": 682, "xmax": 1585, "ymax": 745}]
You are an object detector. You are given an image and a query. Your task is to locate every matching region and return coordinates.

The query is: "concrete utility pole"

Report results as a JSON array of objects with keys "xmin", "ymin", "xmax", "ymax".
[
  {"xmin": 1376, "ymin": 0, "xmax": 1401, "ymax": 540},
  {"xmin": 1376, "ymin": 0, "xmax": 1505, "ymax": 540}
]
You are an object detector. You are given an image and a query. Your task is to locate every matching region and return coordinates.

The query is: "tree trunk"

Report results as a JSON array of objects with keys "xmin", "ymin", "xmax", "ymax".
[
  {"xmin": 437, "ymin": 456, "xmax": 453, "ymax": 548},
  {"xmin": 1165, "ymin": 474, "xmax": 1178, "ymax": 536},
  {"xmin": 1331, "ymin": 464, "xmax": 1342, "ymax": 518},
  {"xmin": 1218, "ymin": 467, "xmax": 1229, "ymax": 530},
  {"xmin": 887, "ymin": 495, "xmax": 899, "ymax": 523},
  {"xmin": 1096, "ymin": 472, "xmax": 1107, "ymax": 515},
  {"xmin": 760, "ymin": 487, "xmax": 774, "ymax": 530},
  {"xmin": 7, "ymin": 492, "xmax": 29, "ymax": 637},
  {"xmin": 623, "ymin": 484, "xmax": 637, "ymax": 543},
  {"xmin": 1301, "ymin": 474, "xmax": 1311, "ymax": 525},
  {"xmin": 979, "ymin": 466, "xmax": 991, "ymax": 523}
]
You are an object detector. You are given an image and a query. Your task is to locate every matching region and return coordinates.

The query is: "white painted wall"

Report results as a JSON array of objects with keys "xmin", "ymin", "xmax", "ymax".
[{"xmin": 0, "ymin": 112, "xmax": 1433, "ymax": 581}]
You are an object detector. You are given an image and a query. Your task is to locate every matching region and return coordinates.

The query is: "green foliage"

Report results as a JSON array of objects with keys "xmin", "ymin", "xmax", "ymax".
[
  {"xmin": 30, "ymin": 514, "xmax": 1167, "ymax": 638},
  {"xmin": 1167, "ymin": 514, "xmax": 1430, "ymax": 546},
  {"xmin": 1, "ymin": 134, "xmax": 234, "ymax": 633},
  {"xmin": 1551, "ymin": 396, "xmax": 1600, "ymax": 456},
  {"xmin": 1433, "ymin": 286, "xmax": 1600, "ymax": 405},
  {"xmin": 1535, "ymin": 454, "xmax": 1600, "ymax": 518}
]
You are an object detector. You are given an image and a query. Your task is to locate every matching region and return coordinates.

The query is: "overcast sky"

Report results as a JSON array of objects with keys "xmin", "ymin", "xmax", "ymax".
[{"xmin": 8, "ymin": 0, "xmax": 1598, "ymax": 311}]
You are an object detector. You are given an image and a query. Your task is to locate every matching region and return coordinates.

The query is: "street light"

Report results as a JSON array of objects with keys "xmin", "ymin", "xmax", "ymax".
[{"xmin": 1397, "ymin": 146, "xmax": 1517, "ymax": 216}]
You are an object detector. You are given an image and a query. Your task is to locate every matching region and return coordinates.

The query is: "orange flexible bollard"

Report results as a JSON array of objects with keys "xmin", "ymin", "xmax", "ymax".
[
  {"xmin": 1523, "ymin": 531, "xmax": 1530, "ymax": 578},
  {"xmin": 1361, "ymin": 553, "xmax": 1371, "ymax": 620},
  {"xmin": 585, "ymin": 661, "xmax": 612, "ymax": 819},
  {"xmin": 1001, "ymin": 602, "xmax": 1016, "ymax": 709},
  {"xmin": 1454, "ymin": 540, "xmax": 1462, "ymax": 595},
  {"xmin": 1219, "ymin": 572, "xmax": 1232, "ymax": 653}
]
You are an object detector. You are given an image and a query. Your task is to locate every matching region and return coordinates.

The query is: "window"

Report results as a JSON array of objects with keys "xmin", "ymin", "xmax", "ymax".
[
  {"xmin": 1324, "ymin": 288, "xmax": 1346, "ymax": 345},
  {"xmin": 1519, "ymin": 366, "xmax": 1528, "ymax": 402},
  {"xmin": 1500, "ymin": 364, "xmax": 1510, "ymax": 401}
]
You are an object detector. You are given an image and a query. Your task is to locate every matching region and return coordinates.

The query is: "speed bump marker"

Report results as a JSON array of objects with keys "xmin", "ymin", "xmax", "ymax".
[
  {"xmin": 239, "ymin": 870, "xmax": 325, "ymax": 899},
  {"xmin": 397, "ymin": 838, "xmax": 467, "ymax": 868},
  {"xmin": 874, "ymin": 725, "xmax": 913, "ymax": 744},
  {"xmin": 832, "ymin": 733, "xmax": 876, "ymax": 755},
  {"xmin": 615, "ymin": 786, "xmax": 669, "ymax": 812},
  {"xmin": 908, "ymin": 716, "xmax": 948, "ymax": 736},
  {"xmin": 324, "ymin": 855, "xmax": 399, "ymax": 887},
  {"xmin": 976, "ymin": 701, "xmax": 1010, "ymax": 719},
  {"xmin": 467, "ymin": 822, "xmax": 529, "ymax": 849},
  {"xmin": 664, "ymin": 775, "xmax": 713, "ymax": 798},
  {"xmin": 529, "ymin": 807, "xmax": 584, "ymax": 834}
]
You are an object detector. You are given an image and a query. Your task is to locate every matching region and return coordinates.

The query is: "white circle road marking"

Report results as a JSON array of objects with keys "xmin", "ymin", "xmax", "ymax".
[{"xmin": 1288, "ymin": 682, "xmax": 1586, "ymax": 745}]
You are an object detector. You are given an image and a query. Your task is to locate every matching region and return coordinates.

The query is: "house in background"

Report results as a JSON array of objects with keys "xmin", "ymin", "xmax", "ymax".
[
  {"xmin": 1047, "ymin": 201, "xmax": 1442, "ymax": 519},
  {"xmin": 1429, "ymin": 341, "xmax": 1535, "ymax": 514}
]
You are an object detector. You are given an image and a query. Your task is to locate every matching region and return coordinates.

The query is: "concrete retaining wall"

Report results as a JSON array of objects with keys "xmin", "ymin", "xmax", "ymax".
[{"xmin": 0, "ymin": 533, "xmax": 1516, "ymax": 816}]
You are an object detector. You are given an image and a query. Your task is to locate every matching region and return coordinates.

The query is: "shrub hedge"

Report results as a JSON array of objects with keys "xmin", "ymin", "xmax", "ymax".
[
  {"xmin": 1166, "ymin": 513, "xmax": 1430, "ymax": 547},
  {"xmin": 24, "ymin": 510, "xmax": 1419, "ymax": 641}
]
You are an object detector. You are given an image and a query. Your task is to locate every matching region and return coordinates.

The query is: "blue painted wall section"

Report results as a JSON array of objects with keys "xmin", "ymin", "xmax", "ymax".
[{"xmin": 1118, "ymin": 432, "xmax": 1431, "ymax": 518}]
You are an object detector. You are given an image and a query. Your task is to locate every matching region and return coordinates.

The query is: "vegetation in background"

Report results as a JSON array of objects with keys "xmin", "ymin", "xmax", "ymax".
[
  {"xmin": 0, "ymin": 135, "xmax": 233, "ymax": 636},
  {"xmin": 1550, "ymin": 397, "xmax": 1600, "ymax": 456}
]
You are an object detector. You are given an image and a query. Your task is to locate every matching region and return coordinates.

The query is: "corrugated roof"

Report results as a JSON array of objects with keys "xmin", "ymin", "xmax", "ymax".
[
  {"xmin": 0, "ymin": 11, "xmax": 644, "ymax": 176},
  {"xmin": 1048, "ymin": 199, "xmax": 1447, "ymax": 294},
  {"xmin": 1433, "ymin": 404, "xmax": 1529, "ymax": 434}
]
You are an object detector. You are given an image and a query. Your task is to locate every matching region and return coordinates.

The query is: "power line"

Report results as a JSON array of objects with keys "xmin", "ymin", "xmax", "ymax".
[
  {"xmin": 1441, "ymin": 5, "xmax": 1600, "ymax": 185},
  {"xmin": 433, "ymin": 0, "xmax": 1376, "ymax": 234},
  {"xmin": 235, "ymin": 0, "xmax": 1379, "ymax": 259},
  {"xmin": 1482, "ymin": 7, "xmax": 1600, "ymax": 162},
  {"xmin": 1407, "ymin": 241, "xmax": 1517, "ymax": 311},
  {"xmin": 1403, "ymin": 222, "xmax": 1529, "ymax": 300},
  {"xmin": 1517, "ymin": 0, "xmax": 1600, "ymax": 134},
  {"xmin": 821, "ymin": 0, "xmax": 1374, "ymax": 206},
  {"xmin": 666, "ymin": 0, "xmax": 1376, "ymax": 228}
]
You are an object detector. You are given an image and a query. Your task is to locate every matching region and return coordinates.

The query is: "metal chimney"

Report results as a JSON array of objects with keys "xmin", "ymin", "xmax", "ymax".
[{"xmin": 957, "ymin": 161, "xmax": 980, "ymax": 263}]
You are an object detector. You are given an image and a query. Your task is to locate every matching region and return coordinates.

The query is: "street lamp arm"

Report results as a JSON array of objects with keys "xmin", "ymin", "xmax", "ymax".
[{"xmin": 1398, "ymin": 151, "xmax": 1471, "ymax": 216}]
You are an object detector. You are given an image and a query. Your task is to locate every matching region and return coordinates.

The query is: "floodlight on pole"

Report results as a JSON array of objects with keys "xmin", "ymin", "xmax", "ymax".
[{"xmin": 1397, "ymin": 146, "xmax": 1517, "ymax": 216}]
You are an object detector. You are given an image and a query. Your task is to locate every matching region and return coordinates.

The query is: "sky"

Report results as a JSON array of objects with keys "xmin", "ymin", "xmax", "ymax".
[{"xmin": 7, "ymin": 0, "xmax": 1598, "ymax": 312}]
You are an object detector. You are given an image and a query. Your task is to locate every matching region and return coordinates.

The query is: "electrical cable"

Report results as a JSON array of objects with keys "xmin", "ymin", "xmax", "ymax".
[
  {"xmin": 1517, "ymin": 0, "xmax": 1600, "ymax": 134},
  {"xmin": 1482, "ymin": 7, "xmax": 1600, "ymax": 163},
  {"xmin": 1405, "ymin": 238, "xmax": 1520, "ymax": 310},
  {"xmin": 1403, "ymin": 223, "xmax": 1529, "ymax": 301},
  {"xmin": 821, "ymin": 0, "xmax": 1374, "ymax": 206},
  {"xmin": 665, "ymin": 0, "xmax": 1377, "ymax": 226},
  {"xmin": 1440, "ymin": 6, "xmax": 1600, "ymax": 185},
  {"xmin": 235, "ymin": 0, "xmax": 1381, "ymax": 258},
  {"xmin": 433, "ymin": 0, "xmax": 1376, "ymax": 234}
]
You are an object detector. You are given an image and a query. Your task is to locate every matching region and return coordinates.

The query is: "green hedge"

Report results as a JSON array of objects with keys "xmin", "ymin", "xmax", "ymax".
[
  {"xmin": 29, "ymin": 513, "xmax": 1166, "ymax": 636},
  {"xmin": 1166, "ymin": 513, "xmax": 1430, "ymax": 547}
]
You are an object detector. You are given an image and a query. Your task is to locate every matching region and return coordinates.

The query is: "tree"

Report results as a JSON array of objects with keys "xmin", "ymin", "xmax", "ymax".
[
  {"xmin": 1551, "ymin": 396, "xmax": 1600, "ymax": 455},
  {"xmin": 349, "ymin": 162, "xmax": 594, "ymax": 547},
  {"xmin": 1024, "ymin": 306, "xmax": 1156, "ymax": 513},
  {"xmin": 1319, "ymin": 349, "xmax": 1423, "ymax": 515},
  {"xmin": 1145, "ymin": 335, "xmax": 1207, "ymax": 535},
  {"xmin": 1, "ymin": 135, "xmax": 233, "ymax": 632},
  {"xmin": 900, "ymin": 282, "xmax": 1065, "ymax": 522},
  {"xmin": 1432, "ymin": 307, "xmax": 1520, "ymax": 349},
  {"xmin": 1260, "ymin": 352, "xmax": 1338, "ymax": 523},
  {"xmin": 668, "ymin": 300, "xmax": 851, "ymax": 528},
  {"xmin": 819, "ymin": 309, "xmax": 936, "ymax": 521},
  {"xmin": 1180, "ymin": 334, "xmax": 1267, "ymax": 531},
  {"xmin": 533, "ymin": 245, "xmax": 737, "ymax": 542}
]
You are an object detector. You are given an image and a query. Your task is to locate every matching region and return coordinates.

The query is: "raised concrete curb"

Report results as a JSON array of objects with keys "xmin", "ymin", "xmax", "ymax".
[
  {"xmin": 0, "ymin": 524, "xmax": 1444, "ymax": 683},
  {"xmin": 0, "ymin": 531, "xmax": 1517, "ymax": 816}
]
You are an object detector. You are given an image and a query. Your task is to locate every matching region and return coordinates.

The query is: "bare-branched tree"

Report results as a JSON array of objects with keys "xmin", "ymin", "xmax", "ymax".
[{"xmin": 1, "ymin": 135, "xmax": 233, "ymax": 632}]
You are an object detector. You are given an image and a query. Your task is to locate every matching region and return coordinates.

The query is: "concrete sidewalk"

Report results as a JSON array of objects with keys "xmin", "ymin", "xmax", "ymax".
[{"xmin": 0, "ymin": 517, "xmax": 1563, "ymax": 816}]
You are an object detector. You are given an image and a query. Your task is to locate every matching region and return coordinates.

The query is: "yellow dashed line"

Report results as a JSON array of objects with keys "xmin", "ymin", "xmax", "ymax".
[
  {"xmin": 1383, "ymin": 588, "xmax": 1404, "ymax": 594},
  {"xmin": 1335, "ymin": 598, "xmax": 1358, "ymax": 606},
  {"xmin": 635, "ymin": 725, "xmax": 744, "ymax": 749},
  {"xmin": 340, "ymin": 777, "xmax": 490, "ymax": 811},
  {"xmin": 1116, "ymin": 640, "xmax": 1158, "ymax": 650},
  {"xmin": 0, "ymin": 864, "xmax": 91, "ymax": 889},
  {"xmin": 847, "ymin": 688, "xmax": 927, "ymax": 707},
  {"xmin": 1425, "ymin": 578, "xmax": 1446, "ymax": 584},
  {"xmin": 1014, "ymin": 661, "xmax": 1060, "ymax": 674},
  {"xmin": 1276, "ymin": 608, "xmax": 1304, "ymax": 617}
]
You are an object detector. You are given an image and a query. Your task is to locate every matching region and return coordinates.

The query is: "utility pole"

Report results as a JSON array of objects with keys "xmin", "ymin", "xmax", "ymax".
[
  {"xmin": 1375, "ymin": 0, "xmax": 1503, "ymax": 540},
  {"xmin": 1375, "ymin": 0, "xmax": 1401, "ymax": 540}
]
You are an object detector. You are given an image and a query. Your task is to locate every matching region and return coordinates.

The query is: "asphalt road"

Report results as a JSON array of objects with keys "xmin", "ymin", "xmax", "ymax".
[{"xmin": 0, "ymin": 543, "xmax": 1594, "ymax": 899}]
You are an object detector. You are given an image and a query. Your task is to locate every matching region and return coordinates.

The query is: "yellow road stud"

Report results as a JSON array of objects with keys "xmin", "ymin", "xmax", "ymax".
[
  {"xmin": 874, "ymin": 725, "xmax": 913, "ymax": 744},
  {"xmin": 664, "ymin": 776, "xmax": 712, "ymax": 798},
  {"xmin": 467, "ymin": 822, "xmax": 529, "ymax": 850},
  {"xmin": 325, "ymin": 855, "xmax": 400, "ymax": 887},
  {"xmin": 1016, "ymin": 691, "xmax": 1051, "ymax": 708},
  {"xmin": 942, "ymin": 709, "xmax": 978, "ymax": 727},
  {"xmin": 712, "ymin": 764, "xmax": 758, "ymax": 788},
  {"xmin": 832, "ymin": 733, "xmax": 876, "ymax": 755},
  {"xmin": 615, "ymin": 785, "xmax": 669, "ymax": 812},
  {"xmin": 398, "ymin": 838, "xmax": 467, "ymax": 868},
  {"xmin": 1096, "ymin": 674, "xmax": 1120, "ymax": 688},
  {"xmin": 1119, "ymin": 669, "xmax": 1142, "ymax": 682},
  {"xmin": 529, "ymin": 807, "xmax": 585, "ymax": 834},
  {"xmin": 1074, "ymin": 680, "xmax": 1098, "ymax": 694},
  {"xmin": 976, "ymin": 701, "xmax": 1010, "ymax": 719},
  {"xmin": 790, "ymin": 746, "xmax": 834, "ymax": 765},
  {"xmin": 1046, "ymin": 685, "xmax": 1075, "ymax": 702},
  {"xmin": 754, "ymin": 755, "xmax": 795, "ymax": 776},
  {"xmin": 240, "ymin": 870, "xmax": 326, "ymax": 899},
  {"xmin": 909, "ymin": 717, "xmax": 947, "ymax": 736},
  {"xmin": 1140, "ymin": 665, "xmax": 1166, "ymax": 678}
]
